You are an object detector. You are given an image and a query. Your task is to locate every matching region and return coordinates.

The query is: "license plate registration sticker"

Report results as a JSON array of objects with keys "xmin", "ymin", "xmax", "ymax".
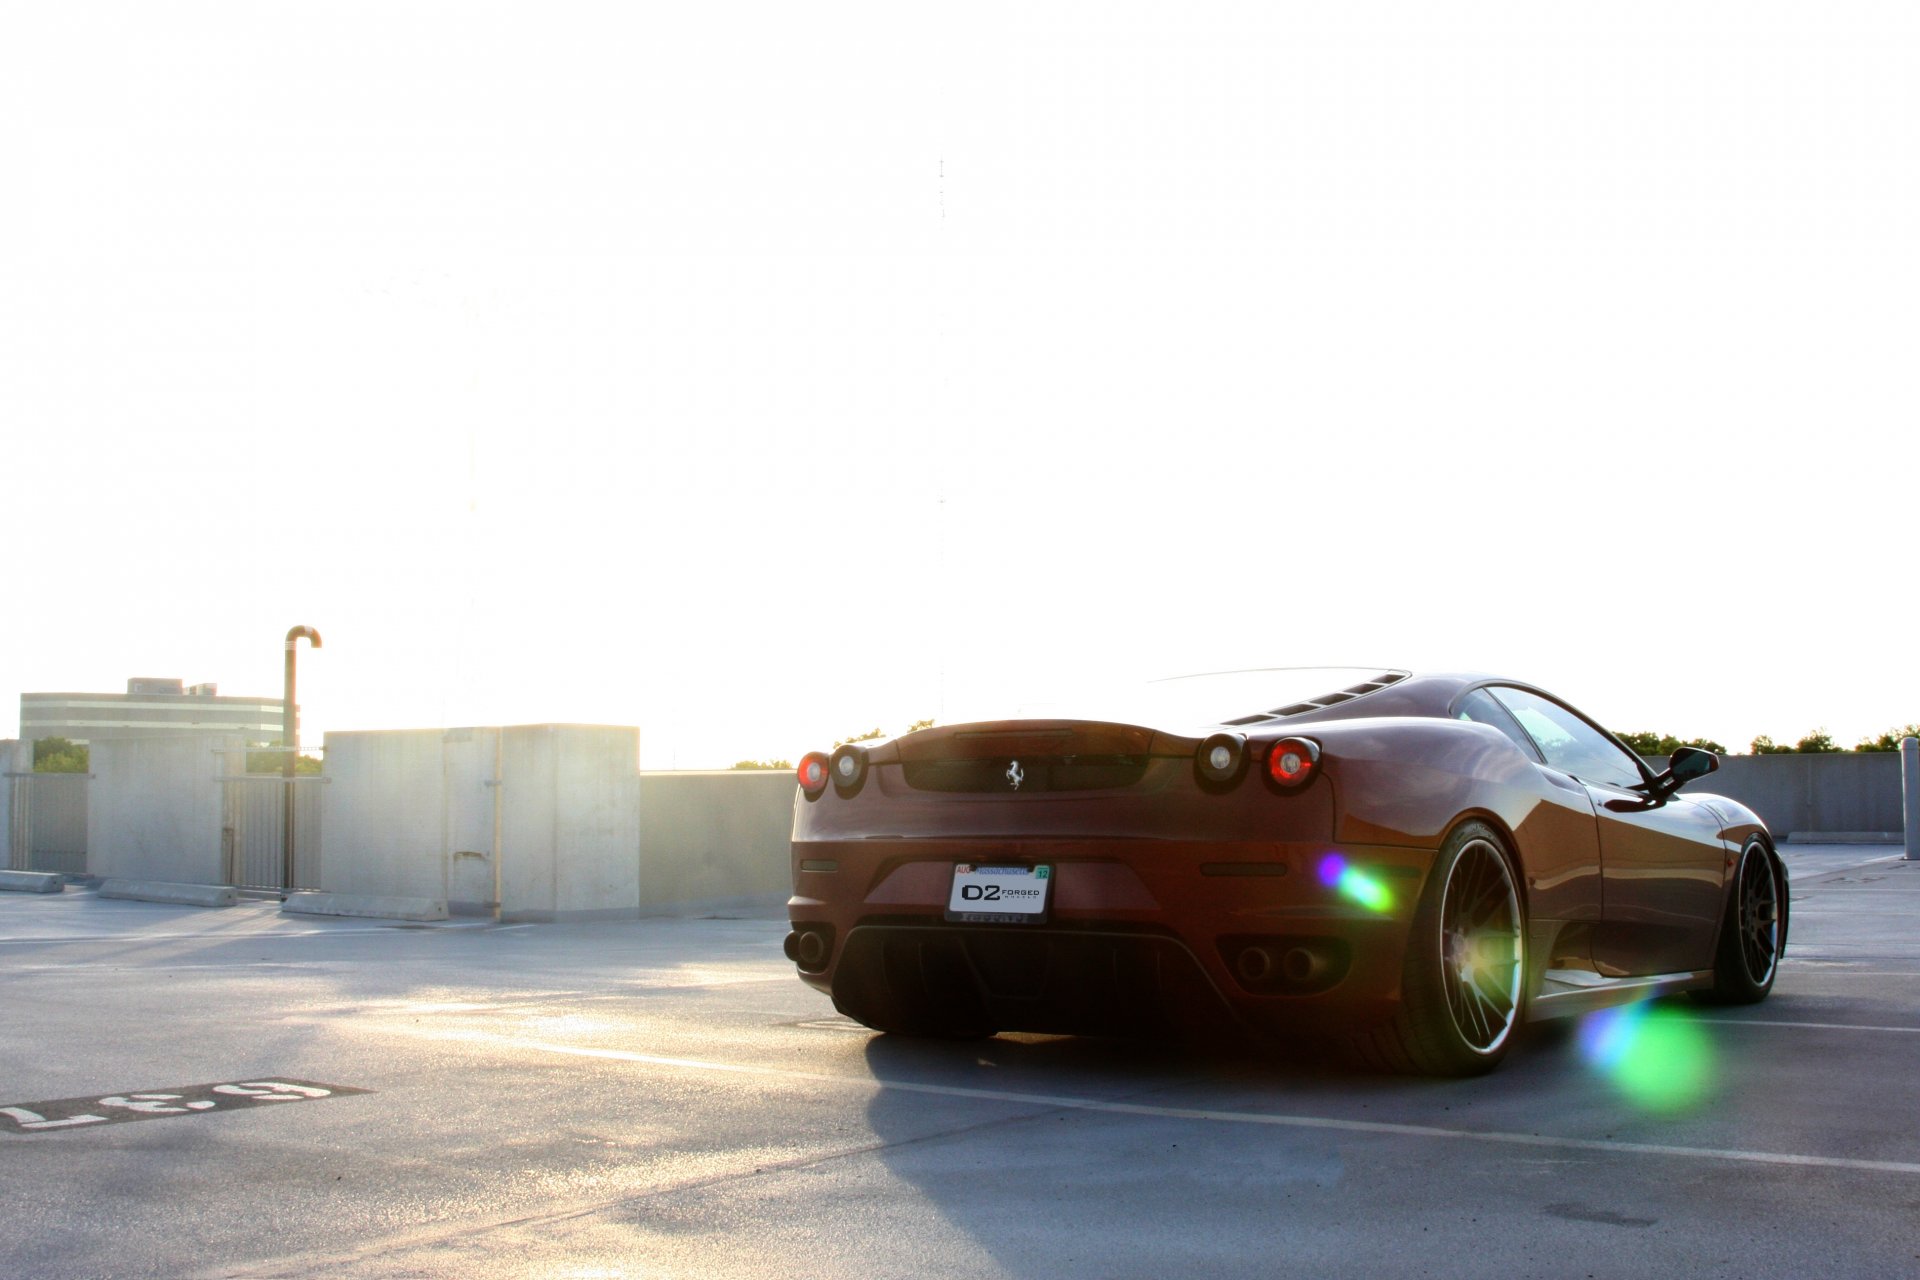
[{"xmin": 946, "ymin": 863, "xmax": 1052, "ymax": 924}]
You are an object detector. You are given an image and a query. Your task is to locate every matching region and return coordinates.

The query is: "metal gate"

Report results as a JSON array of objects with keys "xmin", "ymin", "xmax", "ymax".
[
  {"xmin": 6, "ymin": 772, "xmax": 90, "ymax": 875},
  {"xmin": 223, "ymin": 776, "xmax": 323, "ymax": 891}
]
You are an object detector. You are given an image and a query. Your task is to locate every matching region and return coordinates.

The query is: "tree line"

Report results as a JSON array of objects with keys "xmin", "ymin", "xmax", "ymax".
[
  {"xmin": 1619, "ymin": 725, "xmax": 1920, "ymax": 756},
  {"xmin": 30, "ymin": 738, "xmax": 321, "ymax": 774}
]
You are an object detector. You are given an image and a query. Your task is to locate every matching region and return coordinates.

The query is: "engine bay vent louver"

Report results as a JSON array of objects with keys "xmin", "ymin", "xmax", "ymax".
[{"xmin": 1264, "ymin": 671, "xmax": 1409, "ymax": 720}]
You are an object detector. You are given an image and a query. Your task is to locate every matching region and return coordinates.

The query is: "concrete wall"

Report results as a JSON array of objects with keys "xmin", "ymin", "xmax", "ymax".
[
  {"xmin": 320, "ymin": 724, "xmax": 641, "ymax": 921},
  {"xmin": 638, "ymin": 771, "xmax": 797, "ymax": 916},
  {"xmin": 441, "ymin": 728, "xmax": 499, "ymax": 910},
  {"xmin": 87, "ymin": 734, "xmax": 241, "ymax": 884},
  {"xmin": 1652, "ymin": 751, "xmax": 1906, "ymax": 837},
  {"xmin": 0, "ymin": 739, "xmax": 22, "ymax": 870},
  {"xmin": 498, "ymin": 725, "xmax": 641, "ymax": 923},
  {"xmin": 319, "ymin": 729, "xmax": 459, "ymax": 904}
]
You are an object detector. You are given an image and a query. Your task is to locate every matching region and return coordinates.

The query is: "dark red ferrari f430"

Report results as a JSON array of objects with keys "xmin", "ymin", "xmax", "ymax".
[{"xmin": 785, "ymin": 669, "xmax": 1785, "ymax": 1075}]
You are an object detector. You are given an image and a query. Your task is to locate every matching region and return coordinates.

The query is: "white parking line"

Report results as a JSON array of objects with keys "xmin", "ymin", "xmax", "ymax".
[
  {"xmin": 1697, "ymin": 1018, "xmax": 1920, "ymax": 1034},
  {"xmin": 480, "ymin": 1037, "xmax": 1920, "ymax": 1178},
  {"xmin": 1783, "ymin": 972, "xmax": 1920, "ymax": 978},
  {"xmin": 0, "ymin": 927, "xmax": 433, "ymax": 945}
]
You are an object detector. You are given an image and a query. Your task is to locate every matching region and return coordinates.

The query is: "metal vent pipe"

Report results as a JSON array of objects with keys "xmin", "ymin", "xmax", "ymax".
[{"xmin": 282, "ymin": 626, "xmax": 323, "ymax": 892}]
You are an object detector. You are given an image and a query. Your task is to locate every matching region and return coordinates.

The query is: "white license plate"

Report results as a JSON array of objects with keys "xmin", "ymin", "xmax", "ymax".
[{"xmin": 946, "ymin": 863, "xmax": 1052, "ymax": 923}]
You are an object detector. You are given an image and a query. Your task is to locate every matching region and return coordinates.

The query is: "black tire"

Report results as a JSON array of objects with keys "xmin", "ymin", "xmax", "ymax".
[
  {"xmin": 1695, "ymin": 837, "xmax": 1782, "ymax": 1005},
  {"xmin": 1350, "ymin": 821, "xmax": 1527, "ymax": 1076}
]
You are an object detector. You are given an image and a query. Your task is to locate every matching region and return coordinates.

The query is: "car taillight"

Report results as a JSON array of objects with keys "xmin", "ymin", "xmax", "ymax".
[
  {"xmin": 1266, "ymin": 737, "xmax": 1321, "ymax": 789},
  {"xmin": 1195, "ymin": 732, "xmax": 1247, "ymax": 786},
  {"xmin": 830, "ymin": 743, "xmax": 869, "ymax": 795},
  {"xmin": 797, "ymin": 752, "xmax": 831, "ymax": 797}
]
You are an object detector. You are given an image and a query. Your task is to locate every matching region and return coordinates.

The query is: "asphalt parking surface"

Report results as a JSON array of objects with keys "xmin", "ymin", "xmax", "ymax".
[{"xmin": 3, "ymin": 845, "xmax": 1917, "ymax": 1280}]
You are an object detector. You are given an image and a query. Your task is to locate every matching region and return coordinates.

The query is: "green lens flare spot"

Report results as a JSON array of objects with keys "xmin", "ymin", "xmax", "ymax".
[
  {"xmin": 1577, "ymin": 1002, "xmax": 1714, "ymax": 1112},
  {"xmin": 1317, "ymin": 855, "xmax": 1392, "ymax": 913}
]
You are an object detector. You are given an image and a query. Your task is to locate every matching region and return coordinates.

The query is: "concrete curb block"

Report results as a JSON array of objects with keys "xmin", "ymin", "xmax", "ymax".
[
  {"xmin": 281, "ymin": 892, "xmax": 448, "ymax": 922},
  {"xmin": 99, "ymin": 880, "xmax": 239, "ymax": 908},
  {"xmin": 0, "ymin": 870, "xmax": 65, "ymax": 894}
]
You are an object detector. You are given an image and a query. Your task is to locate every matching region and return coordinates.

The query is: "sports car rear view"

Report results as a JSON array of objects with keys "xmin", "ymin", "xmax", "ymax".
[{"xmin": 784, "ymin": 668, "xmax": 1786, "ymax": 1075}]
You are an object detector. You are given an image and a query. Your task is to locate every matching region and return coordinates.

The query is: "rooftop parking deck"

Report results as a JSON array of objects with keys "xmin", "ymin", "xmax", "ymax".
[{"xmin": 3, "ymin": 844, "xmax": 1917, "ymax": 1279}]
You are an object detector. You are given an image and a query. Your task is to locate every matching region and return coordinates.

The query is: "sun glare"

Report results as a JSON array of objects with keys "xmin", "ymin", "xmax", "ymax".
[{"xmin": 1576, "ymin": 1001, "xmax": 1715, "ymax": 1111}]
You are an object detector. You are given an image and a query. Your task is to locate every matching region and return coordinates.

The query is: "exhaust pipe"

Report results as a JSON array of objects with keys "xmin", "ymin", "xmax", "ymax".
[
  {"xmin": 1235, "ymin": 946, "xmax": 1276, "ymax": 985},
  {"xmin": 795, "ymin": 929, "xmax": 829, "ymax": 969},
  {"xmin": 782, "ymin": 931, "xmax": 801, "ymax": 962},
  {"xmin": 1282, "ymin": 946, "xmax": 1330, "ymax": 986}
]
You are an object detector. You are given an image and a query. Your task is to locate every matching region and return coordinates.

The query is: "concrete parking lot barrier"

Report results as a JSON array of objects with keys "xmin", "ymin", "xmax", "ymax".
[
  {"xmin": 281, "ymin": 892, "xmax": 448, "ymax": 922},
  {"xmin": 98, "ymin": 880, "xmax": 239, "ymax": 908},
  {"xmin": 1904, "ymin": 737, "xmax": 1919, "ymax": 860},
  {"xmin": 0, "ymin": 870, "xmax": 64, "ymax": 894}
]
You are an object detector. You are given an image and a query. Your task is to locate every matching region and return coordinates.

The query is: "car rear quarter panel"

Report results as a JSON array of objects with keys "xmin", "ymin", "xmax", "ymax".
[{"xmin": 1317, "ymin": 718, "xmax": 1604, "ymax": 925}]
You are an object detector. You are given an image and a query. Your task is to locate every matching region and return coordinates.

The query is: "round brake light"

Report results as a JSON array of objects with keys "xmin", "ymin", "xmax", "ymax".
[
  {"xmin": 1266, "ymin": 737, "xmax": 1321, "ymax": 788},
  {"xmin": 1196, "ymin": 732, "xmax": 1247, "ymax": 786},
  {"xmin": 797, "ymin": 752, "xmax": 831, "ymax": 796},
  {"xmin": 829, "ymin": 743, "xmax": 869, "ymax": 794}
]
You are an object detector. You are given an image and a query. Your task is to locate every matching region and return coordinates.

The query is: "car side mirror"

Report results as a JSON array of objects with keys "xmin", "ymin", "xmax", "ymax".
[{"xmin": 1653, "ymin": 745, "xmax": 1719, "ymax": 797}]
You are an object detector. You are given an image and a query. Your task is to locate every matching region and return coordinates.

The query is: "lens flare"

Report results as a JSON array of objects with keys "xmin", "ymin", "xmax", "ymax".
[
  {"xmin": 1576, "ymin": 1001, "xmax": 1714, "ymax": 1111},
  {"xmin": 1317, "ymin": 854, "xmax": 1393, "ymax": 913}
]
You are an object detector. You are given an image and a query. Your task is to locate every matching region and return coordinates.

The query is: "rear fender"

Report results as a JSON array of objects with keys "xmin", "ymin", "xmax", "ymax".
[
  {"xmin": 1316, "ymin": 718, "xmax": 1603, "ymax": 929},
  {"xmin": 1320, "ymin": 719, "xmax": 1561, "ymax": 848}
]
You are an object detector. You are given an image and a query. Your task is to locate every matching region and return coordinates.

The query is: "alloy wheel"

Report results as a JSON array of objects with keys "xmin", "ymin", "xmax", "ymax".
[
  {"xmin": 1736, "ymin": 843, "xmax": 1780, "ymax": 987},
  {"xmin": 1439, "ymin": 837, "xmax": 1523, "ymax": 1054}
]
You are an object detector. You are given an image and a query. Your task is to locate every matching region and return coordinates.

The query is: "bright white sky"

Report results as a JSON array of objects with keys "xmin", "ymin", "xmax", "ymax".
[{"xmin": 3, "ymin": 2, "xmax": 1915, "ymax": 768}]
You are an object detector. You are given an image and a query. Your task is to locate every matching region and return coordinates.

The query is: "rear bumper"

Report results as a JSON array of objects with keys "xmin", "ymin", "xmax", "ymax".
[
  {"xmin": 831, "ymin": 925, "xmax": 1232, "ymax": 1038},
  {"xmin": 789, "ymin": 838, "xmax": 1436, "ymax": 1039}
]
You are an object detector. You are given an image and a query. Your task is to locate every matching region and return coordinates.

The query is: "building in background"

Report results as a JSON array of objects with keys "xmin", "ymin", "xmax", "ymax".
[{"xmin": 20, "ymin": 678, "xmax": 291, "ymax": 747}]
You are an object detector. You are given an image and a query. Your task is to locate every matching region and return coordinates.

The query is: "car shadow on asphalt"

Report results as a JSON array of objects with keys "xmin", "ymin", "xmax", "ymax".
[
  {"xmin": 847, "ymin": 1021, "xmax": 1607, "ymax": 1279},
  {"xmin": 852, "ymin": 1011, "xmax": 1588, "ymax": 1094}
]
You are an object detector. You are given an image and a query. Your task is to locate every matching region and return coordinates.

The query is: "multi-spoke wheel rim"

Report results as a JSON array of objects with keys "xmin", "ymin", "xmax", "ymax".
[
  {"xmin": 1735, "ymin": 842, "xmax": 1780, "ymax": 987},
  {"xmin": 1440, "ymin": 838, "xmax": 1523, "ymax": 1054}
]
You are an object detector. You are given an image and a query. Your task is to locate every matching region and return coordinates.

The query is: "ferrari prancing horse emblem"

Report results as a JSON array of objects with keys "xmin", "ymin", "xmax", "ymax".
[{"xmin": 1006, "ymin": 760, "xmax": 1025, "ymax": 791}]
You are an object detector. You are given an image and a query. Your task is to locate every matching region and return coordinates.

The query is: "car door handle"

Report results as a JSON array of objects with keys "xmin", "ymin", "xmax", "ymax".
[{"xmin": 1537, "ymin": 767, "xmax": 1586, "ymax": 794}]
